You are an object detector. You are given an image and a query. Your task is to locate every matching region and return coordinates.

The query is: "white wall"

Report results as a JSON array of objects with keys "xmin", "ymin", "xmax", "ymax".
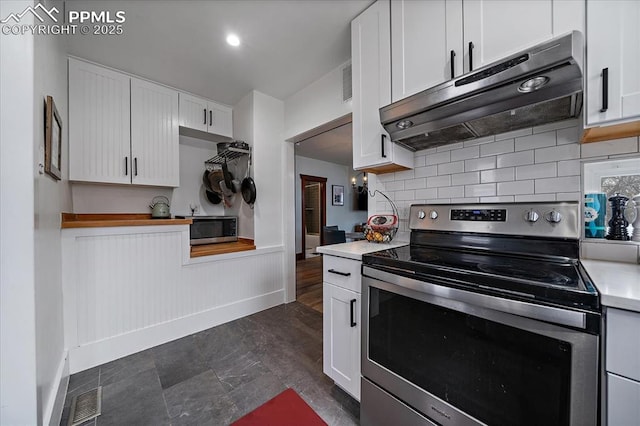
[
  {"xmin": 32, "ymin": 0, "xmax": 74, "ymax": 423},
  {"xmin": 370, "ymin": 119, "xmax": 640, "ymax": 242},
  {"xmin": 284, "ymin": 60, "xmax": 352, "ymax": 140},
  {"xmin": 0, "ymin": 1, "xmax": 38, "ymax": 424},
  {"xmin": 294, "ymin": 156, "xmax": 368, "ymax": 253}
]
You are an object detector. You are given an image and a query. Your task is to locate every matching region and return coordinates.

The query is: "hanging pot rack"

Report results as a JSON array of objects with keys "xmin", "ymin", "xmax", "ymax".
[{"xmin": 204, "ymin": 144, "xmax": 251, "ymax": 171}]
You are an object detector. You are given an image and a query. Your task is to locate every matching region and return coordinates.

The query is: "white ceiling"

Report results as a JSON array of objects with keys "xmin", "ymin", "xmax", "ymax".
[
  {"xmin": 295, "ymin": 122, "xmax": 352, "ymax": 166},
  {"xmin": 65, "ymin": 0, "xmax": 372, "ymax": 106}
]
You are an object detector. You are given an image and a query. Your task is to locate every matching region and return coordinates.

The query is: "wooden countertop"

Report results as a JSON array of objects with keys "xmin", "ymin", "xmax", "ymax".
[
  {"xmin": 190, "ymin": 239, "xmax": 256, "ymax": 258},
  {"xmin": 61, "ymin": 213, "xmax": 192, "ymax": 228}
]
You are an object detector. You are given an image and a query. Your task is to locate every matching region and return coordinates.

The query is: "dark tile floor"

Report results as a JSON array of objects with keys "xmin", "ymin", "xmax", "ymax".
[{"xmin": 60, "ymin": 302, "xmax": 359, "ymax": 426}]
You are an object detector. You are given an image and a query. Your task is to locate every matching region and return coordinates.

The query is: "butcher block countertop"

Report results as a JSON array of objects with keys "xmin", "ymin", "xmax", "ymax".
[
  {"xmin": 61, "ymin": 213, "xmax": 192, "ymax": 228},
  {"xmin": 190, "ymin": 238, "xmax": 256, "ymax": 258}
]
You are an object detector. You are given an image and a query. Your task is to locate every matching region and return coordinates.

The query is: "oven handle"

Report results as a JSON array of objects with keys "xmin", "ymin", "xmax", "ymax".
[{"xmin": 362, "ymin": 266, "xmax": 588, "ymax": 330}]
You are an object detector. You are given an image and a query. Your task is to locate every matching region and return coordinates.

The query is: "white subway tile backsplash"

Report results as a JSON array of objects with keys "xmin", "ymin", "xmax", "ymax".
[
  {"xmin": 429, "ymin": 198, "xmax": 449, "ymax": 203},
  {"xmin": 452, "ymin": 197, "xmax": 480, "ymax": 203},
  {"xmin": 480, "ymin": 139, "xmax": 515, "ymax": 157},
  {"xmin": 425, "ymin": 151, "xmax": 451, "ymax": 165},
  {"xmin": 463, "ymin": 135, "xmax": 495, "ymax": 147},
  {"xmin": 497, "ymin": 180, "xmax": 534, "ymax": 195},
  {"xmin": 437, "ymin": 142, "xmax": 464, "ymax": 152},
  {"xmin": 405, "ymin": 178, "xmax": 426, "ymax": 190},
  {"xmin": 377, "ymin": 173, "xmax": 396, "ymax": 182},
  {"xmin": 465, "ymin": 156, "xmax": 496, "ymax": 171},
  {"xmin": 416, "ymin": 148, "xmax": 437, "ymax": 156},
  {"xmin": 556, "ymin": 126, "xmax": 579, "ymax": 145},
  {"xmin": 438, "ymin": 161, "xmax": 465, "ymax": 175},
  {"xmin": 515, "ymin": 194, "xmax": 556, "ymax": 202},
  {"xmin": 438, "ymin": 186, "xmax": 465, "ymax": 198},
  {"xmin": 535, "ymin": 176, "xmax": 580, "ymax": 194},
  {"xmin": 557, "ymin": 159, "xmax": 581, "ymax": 176},
  {"xmin": 497, "ymin": 150, "xmax": 534, "ymax": 167},
  {"xmin": 395, "ymin": 169, "xmax": 415, "ymax": 180},
  {"xmin": 495, "ymin": 127, "xmax": 532, "ymax": 141},
  {"xmin": 481, "ymin": 167, "xmax": 514, "ymax": 183},
  {"xmin": 414, "ymin": 165, "xmax": 438, "ymax": 178},
  {"xmin": 465, "ymin": 183, "xmax": 496, "ymax": 197},
  {"xmin": 515, "ymin": 131, "xmax": 556, "ymax": 151},
  {"xmin": 480, "ymin": 196, "xmax": 515, "ymax": 203},
  {"xmin": 556, "ymin": 192, "xmax": 581, "ymax": 201},
  {"xmin": 414, "ymin": 155, "xmax": 426, "ymax": 168},
  {"xmin": 384, "ymin": 180, "xmax": 405, "ymax": 191},
  {"xmin": 451, "ymin": 146, "xmax": 480, "ymax": 161},
  {"xmin": 395, "ymin": 190, "xmax": 416, "ymax": 201},
  {"xmin": 581, "ymin": 137, "xmax": 639, "ymax": 158},
  {"xmin": 427, "ymin": 175, "xmax": 451, "ymax": 188},
  {"xmin": 534, "ymin": 144, "xmax": 580, "ymax": 163},
  {"xmin": 516, "ymin": 163, "xmax": 557, "ymax": 180},
  {"xmin": 415, "ymin": 188, "xmax": 438, "ymax": 199},
  {"xmin": 452, "ymin": 171, "xmax": 480, "ymax": 186},
  {"xmin": 581, "ymin": 241, "xmax": 639, "ymax": 263}
]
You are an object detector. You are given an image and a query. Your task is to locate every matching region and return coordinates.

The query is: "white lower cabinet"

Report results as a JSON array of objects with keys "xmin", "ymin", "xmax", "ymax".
[
  {"xmin": 605, "ymin": 307, "xmax": 640, "ymax": 425},
  {"xmin": 322, "ymin": 254, "xmax": 362, "ymax": 400}
]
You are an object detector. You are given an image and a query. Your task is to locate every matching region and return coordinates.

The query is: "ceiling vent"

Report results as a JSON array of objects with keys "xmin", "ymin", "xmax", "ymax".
[{"xmin": 342, "ymin": 64, "xmax": 352, "ymax": 102}]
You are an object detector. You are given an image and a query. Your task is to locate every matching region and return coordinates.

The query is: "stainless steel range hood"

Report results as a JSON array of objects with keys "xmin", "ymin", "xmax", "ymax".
[{"xmin": 380, "ymin": 31, "xmax": 583, "ymax": 151}]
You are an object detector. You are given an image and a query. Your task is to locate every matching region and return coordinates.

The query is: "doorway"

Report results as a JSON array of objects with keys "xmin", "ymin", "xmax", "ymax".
[{"xmin": 300, "ymin": 174, "xmax": 327, "ymax": 259}]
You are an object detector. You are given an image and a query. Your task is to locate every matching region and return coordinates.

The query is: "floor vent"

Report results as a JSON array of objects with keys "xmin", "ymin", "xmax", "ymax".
[{"xmin": 68, "ymin": 386, "xmax": 102, "ymax": 426}]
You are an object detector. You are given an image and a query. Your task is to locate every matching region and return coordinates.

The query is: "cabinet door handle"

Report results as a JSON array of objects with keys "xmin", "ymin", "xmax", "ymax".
[
  {"xmin": 381, "ymin": 133, "xmax": 387, "ymax": 158},
  {"xmin": 350, "ymin": 299, "xmax": 357, "ymax": 327},
  {"xmin": 450, "ymin": 50, "xmax": 456, "ymax": 79},
  {"xmin": 600, "ymin": 67, "xmax": 609, "ymax": 112},
  {"xmin": 134, "ymin": 157, "xmax": 138, "ymax": 176},
  {"xmin": 124, "ymin": 157, "xmax": 128, "ymax": 176},
  {"xmin": 203, "ymin": 108, "xmax": 207, "ymax": 124},
  {"xmin": 469, "ymin": 41, "xmax": 474, "ymax": 72},
  {"xmin": 328, "ymin": 269, "xmax": 351, "ymax": 277},
  {"xmin": 209, "ymin": 110, "xmax": 213, "ymax": 126}
]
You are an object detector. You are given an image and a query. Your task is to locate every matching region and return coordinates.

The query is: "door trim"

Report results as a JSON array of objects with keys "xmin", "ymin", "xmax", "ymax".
[{"xmin": 300, "ymin": 174, "xmax": 327, "ymax": 257}]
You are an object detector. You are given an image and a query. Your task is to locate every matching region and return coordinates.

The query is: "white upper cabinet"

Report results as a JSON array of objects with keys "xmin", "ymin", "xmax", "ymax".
[
  {"xmin": 178, "ymin": 93, "xmax": 233, "ymax": 138},
  {"xmin": 391, "ymin": 0, "xmax": 584, "ymax": 101},
  {"xmin": 585, "ymin": 0, "xmax": 640, "ymax": 127},
  {"xmin": 352, "ymin": 0, "xmax": 413, "ymax": 173},
  {"xmin": 69, "ymin": 58, "xmax": 180, "ymax": 187},
  {"xmin": 391, "ymin": 0, "xmax": 463, "ymax": 102},
  {"xmin": 130, "ymin": 78, "xmax": 180, "ymax": 187},
  {"xmin": 69, "ymin": 58, "xmax": 131, "ymax": 184}
]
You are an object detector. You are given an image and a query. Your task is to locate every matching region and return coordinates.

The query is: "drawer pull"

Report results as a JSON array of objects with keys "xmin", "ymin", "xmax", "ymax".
[
  {"xmin": 350, "ymin": 299, "xmax": 357, "ymax": 327},
  {"xmin": 328, "ymin": 269, "xmax": 351, "ymax": 277}
]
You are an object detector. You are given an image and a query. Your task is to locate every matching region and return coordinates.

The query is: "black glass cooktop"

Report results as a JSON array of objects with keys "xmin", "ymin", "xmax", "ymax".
[{"xmin": 363, "ymin": 245, "xmax": 599, "ymax": 311}]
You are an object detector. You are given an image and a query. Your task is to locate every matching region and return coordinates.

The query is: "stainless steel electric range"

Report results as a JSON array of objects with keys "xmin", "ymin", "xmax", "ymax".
[{"xmin": 360, "ymin": 202, "xmax": 600, "ymax": 426}]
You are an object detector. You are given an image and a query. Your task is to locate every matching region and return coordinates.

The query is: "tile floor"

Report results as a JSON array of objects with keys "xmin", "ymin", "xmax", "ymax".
[{"xmin": 60, "ymin": 302, "xmax": 359, "ymax": 426}]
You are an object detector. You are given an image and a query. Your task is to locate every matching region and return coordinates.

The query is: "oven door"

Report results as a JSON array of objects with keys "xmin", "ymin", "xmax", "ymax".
[{"xmin": 361, "ymin": 266, "xmax": 599, "ymax": 426}]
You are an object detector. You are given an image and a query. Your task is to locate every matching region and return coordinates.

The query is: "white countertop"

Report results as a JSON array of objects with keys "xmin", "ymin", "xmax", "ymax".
[
  {"xmin": 316, "ymin": 240, "xmax": 408, "ymax": 261},
  {"xmin": 581, "ymin": 259, "xmax": 640, "ymax": 312}
]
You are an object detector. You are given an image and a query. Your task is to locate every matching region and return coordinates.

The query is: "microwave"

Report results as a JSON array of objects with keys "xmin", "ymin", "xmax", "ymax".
[{"xmin": 177, "ymin": 216, "xmax": 238, "ymax": 245}]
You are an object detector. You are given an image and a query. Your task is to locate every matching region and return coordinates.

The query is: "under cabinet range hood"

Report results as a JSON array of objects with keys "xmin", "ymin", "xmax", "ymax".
[{"xmin": 380, "ymin": 31, "xmax": 583, "ymax": 151}]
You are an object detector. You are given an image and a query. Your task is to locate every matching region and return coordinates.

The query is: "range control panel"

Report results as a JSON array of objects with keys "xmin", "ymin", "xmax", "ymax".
[
  {"xmin": 409, "ymin": 202, "xmax": 580, "ymax": 239},
  {"xmin": 451, "ymin": 209, "xmax": 506, "ymax": 221}
]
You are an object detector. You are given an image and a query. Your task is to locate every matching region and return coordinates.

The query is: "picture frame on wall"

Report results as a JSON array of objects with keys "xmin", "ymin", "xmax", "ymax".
[
  {"xmin": 45, "ymin": 95, "xmax": 62, "ymax": 181},
  {"xmin": 332, "ymin": 185, "xmax": 344, "ymax": 206}
]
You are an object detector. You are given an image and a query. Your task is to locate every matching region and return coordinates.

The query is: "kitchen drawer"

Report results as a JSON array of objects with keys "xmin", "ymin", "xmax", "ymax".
[
  {"xmin": 606, "ymin": 308, "xmax": 640, "ymax": 381},
  {"xmin": 607, "ymin": 373, "xmax": 640, "ymax": 426},
  {"xmin": 323, "ymin": 255, "xmax": 361, "ymax": 293}
]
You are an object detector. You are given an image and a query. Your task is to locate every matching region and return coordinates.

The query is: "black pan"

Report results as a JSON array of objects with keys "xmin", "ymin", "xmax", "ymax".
[
  {"xmin": 241, "ymin": 177, "xmax": 256, "ymax": 205},
  {"xmin": 205, "ymin": 189, "xmax": 222, "ymax": 204},
  {"xmin": 203, "ymin": 170, "xmax": 213, "ymax": 192}
]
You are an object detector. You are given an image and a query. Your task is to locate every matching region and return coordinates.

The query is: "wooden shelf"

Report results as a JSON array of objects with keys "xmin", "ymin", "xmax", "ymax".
[
  {"xmin": 61, "ymin": 213, "xmax": 192, "ymax": 228},
  {"xmin": 190, "ymin": 238, "xmax": 256, "ymax": 258}
]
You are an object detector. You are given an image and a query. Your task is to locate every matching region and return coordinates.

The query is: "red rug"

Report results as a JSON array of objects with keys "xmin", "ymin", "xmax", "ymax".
[{"xmin": 232, "ymin": 388, "xmax": 327, "ymax": 426}]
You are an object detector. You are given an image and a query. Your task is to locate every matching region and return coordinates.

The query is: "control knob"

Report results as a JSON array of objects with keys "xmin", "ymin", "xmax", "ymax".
[
  {"xmin": 429, "ymin": 210, "xmax": 438, "ymax": 220},
  {"xmin": 417, "ymin": 210, "xmax": 426, "ymax": 220},
  {"xmin": 524, "ymin": 210, "xmax": 539, "ymax": 223},
  {"xmin": 545, "ymin": 210, "xmax": 563, "ymax": 223}
]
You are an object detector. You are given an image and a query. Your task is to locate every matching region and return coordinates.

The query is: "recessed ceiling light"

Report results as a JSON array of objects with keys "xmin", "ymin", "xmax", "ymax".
[{"xmin": 226, "ymin": 34, "xmax": 240, "ymax": 47}]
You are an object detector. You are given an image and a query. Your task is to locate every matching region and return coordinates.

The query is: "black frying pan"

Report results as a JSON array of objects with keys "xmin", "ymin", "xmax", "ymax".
[
  {"xmin": 241, "ymin": 177, "xmax": 256, "ymax": 205},
  {"xmin": 205, "ymin": 189, "xmax": 222, "ymax": 204}
]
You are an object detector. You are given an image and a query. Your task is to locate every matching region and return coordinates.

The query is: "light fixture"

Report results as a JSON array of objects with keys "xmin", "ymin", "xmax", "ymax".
[
  {"xmin": 396, "ymin": 119, "xmax": 414, "ymax": 129},
  {"xmin": 518, "ymin": 76, "xmax": 549, "ymax": 93},
  {"xmin": 352, "ymin": 172, "xmax": 368, "ymax": 192},
  {"xmin": 226, "ymin": 33, "xmax": 240, "ymax": 47}
]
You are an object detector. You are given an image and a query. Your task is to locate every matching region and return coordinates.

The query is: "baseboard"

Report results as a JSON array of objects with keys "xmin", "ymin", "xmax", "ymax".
[
  {"xmin": 44, "ymin": 351, "xmax": 69, "ymax": 426},
  {"xmin": 68, "ymin": 290, "xmax": 284, "ymax": 374}
]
